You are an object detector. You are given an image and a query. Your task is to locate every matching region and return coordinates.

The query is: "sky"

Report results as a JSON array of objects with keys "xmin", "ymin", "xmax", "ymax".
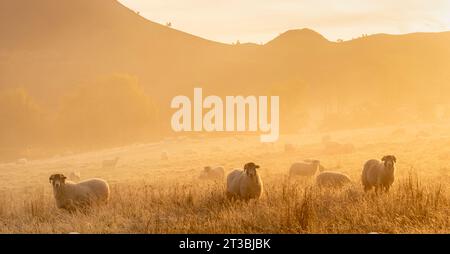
[{"xmin": 118, "ymin": 0, "xmax": 450, "ymax": 44}]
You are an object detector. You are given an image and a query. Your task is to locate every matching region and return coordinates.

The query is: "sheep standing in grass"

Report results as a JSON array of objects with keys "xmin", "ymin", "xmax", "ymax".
[
  {"xmin": 289, "ymin": 160, "xmax": 321, "ymax": 178},
  {"xmin": 102, "ymin": 157, "xmax": 119, "ymax": 169},
  {"xmin": 199, "ymin": 166, "xmax": 225, "ymax": 181},
  {"xmin": 316, "ymin": 171, "xmax": 352, "ymax": 187},
  {"xmin": 226, "ymin": 162, "xmax": 263, "ymax": 200},
  {"xmin": 49, "ymin": 174, "xmax": 110, "ymax": 211},
  {"xmin": 362, "ymin": 155, "xmax": 396, "ymax": 193}
]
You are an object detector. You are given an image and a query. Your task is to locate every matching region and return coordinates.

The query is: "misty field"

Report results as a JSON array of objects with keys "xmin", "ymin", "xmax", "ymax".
[{"xmin": 1, "ymin": 124, "xmax": 450, "ymax": 234}]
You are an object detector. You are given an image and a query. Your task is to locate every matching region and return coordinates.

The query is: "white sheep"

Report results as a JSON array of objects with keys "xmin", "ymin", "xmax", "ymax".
[
  {"xmin": 102, "ymin": 157, "xmax": 119, "ymax": 169},
  {"xmin": 226, "ymin": 162, "xmax": 263, "ymax": 200},
  {"xmin": 199, "ymin": 166, "xmax": 225, "ymax": 181},
  {"xmin": 49, "ymin": 174, "xmax": 110, "ymax": 211},
  {"xmin": 316, "ymin": 171, "xmax": 352, "ymax": 187},
  {"xmin": 361, "ymin": 155, "xmax": 396, "ymax": 193},
  {"xmin": 289, "ymin": 160, "xmax": 321, "ymax": 178},
  {"xmin": 303, "ymin": 159, "xmax": 327, "ymax": 171}
]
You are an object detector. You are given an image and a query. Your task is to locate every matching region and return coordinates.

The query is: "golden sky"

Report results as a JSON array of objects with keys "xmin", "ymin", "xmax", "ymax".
[{"xmin": 118, "ymin": 0, "xmax": 450, "ymax": 43}]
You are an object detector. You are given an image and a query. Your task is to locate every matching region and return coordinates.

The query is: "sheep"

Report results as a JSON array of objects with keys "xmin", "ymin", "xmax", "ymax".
[
  {"xmin": 199, "ymin": 166, "xmax": 225, "ymax": 181},
  {"xmin": 226, "ymin": 162, "xmax": 263, "ymax": 200},
  {"xmin": 102, "ymin": 157, "xmax": 119, "ymax": 169},
  {"xmin": 303, "ymin": 159, "xmax": 326, "ymax": 171},
  {"xmin": 289, "ymin": 160, "xmax": 321, "ymax": 178},
  {"xmin": 49, "ymin": 174, "xmax": 110, "ymax": 211},
  {"xmin": 316, "ymin": 171, "xmax": 352, "ymax": 187},
  {"xmin": 68, "ymin": 171, "xmax": 81, "ymax": 182},
  {"xmin": 361, "ymin": 155, "xmax": 397, "ymax": 193}
]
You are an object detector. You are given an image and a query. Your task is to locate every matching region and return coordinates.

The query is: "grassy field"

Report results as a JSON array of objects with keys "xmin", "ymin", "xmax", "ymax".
[{"xmin": 0, "ymin": 123, "xmax": 449, "ymax": 233}]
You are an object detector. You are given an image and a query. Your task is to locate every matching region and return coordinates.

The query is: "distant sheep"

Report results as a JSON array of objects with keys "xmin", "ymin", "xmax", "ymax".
[
  {"xmin": 226, "ymin": 162, "xmax": 263, "ymax": 200},
  {"xmin": 199, "ymin": 166, "xmax": 225, "ymax": 181},
  {"xmin": 49, "ymin": 174, "xmax": 110, "ymax": 211},
  {"xmin": 316, "ymin": 171, "xmax": 351, "ymax": 187},
  {"xmin": 289, "ymin": 160, "xmax": 321, "ymax": 178},
  {"xmin": 362, "ymin": 155, "xmax": 397, "ymax": 192},
  {"xmin": 303, "ymin": 159, "xmax": 326, "ymax": 171},
  {"xmin": 102, "ymin": 157, "xmax": 119, "ymax": 169}
]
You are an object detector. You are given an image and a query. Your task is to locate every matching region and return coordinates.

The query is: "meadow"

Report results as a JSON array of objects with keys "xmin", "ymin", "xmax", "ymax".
[{"xmin": 0, "ymin": 123, "xmax": 449, "ymax": 234}]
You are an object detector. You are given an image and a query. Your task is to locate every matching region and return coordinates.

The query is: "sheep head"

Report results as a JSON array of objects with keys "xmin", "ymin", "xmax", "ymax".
[
  {"xmin": 381, "ymin": 155, "xmax": 396, "ymax": 174},
  {"xmin": 49, "ymin": 174, "xmax": 67, "ymax": 188},
  {"xmin": 244, "ymin": 162, "xmax": 260, "ymax": 177}
]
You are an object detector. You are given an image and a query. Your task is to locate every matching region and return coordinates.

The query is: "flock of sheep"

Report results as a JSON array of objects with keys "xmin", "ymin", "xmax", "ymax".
[{"xmin": 48, "ymin": 153, "xmax": 397, "ymax": 210}]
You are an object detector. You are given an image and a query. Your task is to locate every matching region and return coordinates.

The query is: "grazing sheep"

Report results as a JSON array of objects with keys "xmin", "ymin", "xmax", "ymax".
[
  {"xmin": 361, "ymin": 155, "xmax": 397, "ymax": 193},
  {"xmin": 226, "ymin": 162, "xmax": 263, "ymax": 200},
  {"xmin": 68, "ymin": 171, "xmax": 81, "ymax": 182},
  {"xmin": 161, "ymin": 151, "xmax": 169, "ymax": 160},
  {"xmin": 102, "ymin": 157, "xmax": 119, "ymax": 169},
  {"xmin": 289, "ymin": 160, "xmax": 321, "ymax": 178},
  {"xmin": 199, "ymin": 166, "xmax": 225, "ymax": 181},
  {"xmin": 49, "ymin": 174, "xmax": 110, "ymax": 211},
  {"xmin": 316, "ymin": 171, "xmax": 352, "ymax": 187},
  {"xmin": 303, "ymin": 159, "xmax": 326, "ymax": 171}
]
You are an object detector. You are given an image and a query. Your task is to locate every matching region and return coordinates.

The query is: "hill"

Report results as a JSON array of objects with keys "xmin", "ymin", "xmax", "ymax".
[{"xmin": 1, "ymin": 0, "xmax": 450, "ymax": 156}]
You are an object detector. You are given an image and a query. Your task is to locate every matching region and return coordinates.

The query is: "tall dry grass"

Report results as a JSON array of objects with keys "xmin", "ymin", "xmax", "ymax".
[{"xmin": 0, "ymin": 173, "xmax": 448, "ymax": 234}]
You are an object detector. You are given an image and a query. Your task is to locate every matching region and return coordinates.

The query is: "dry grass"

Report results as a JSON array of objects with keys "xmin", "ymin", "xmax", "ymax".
[
  {"xmin": 0, "ymin": 173, "xmax": 448, "ymax": 234},
  {"xmin": 1, "ymin": 124, "xmax": 450, "ymax": 233}
]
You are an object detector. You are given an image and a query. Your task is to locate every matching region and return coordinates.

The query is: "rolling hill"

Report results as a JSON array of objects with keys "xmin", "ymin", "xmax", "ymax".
[{"xmin": 1, "ymin": 0, "xmax": 450, "ymax": 156}]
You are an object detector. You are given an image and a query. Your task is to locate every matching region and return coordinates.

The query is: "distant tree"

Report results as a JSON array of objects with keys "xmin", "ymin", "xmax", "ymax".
[
  {"xmin": 166, "ymin": 22, "xmax": 172, "ymax": 28},
  {"xmin": 0, "ymin": 88, "xmax": 43, "ymax": 148},
  {"xmin": 337, "ymin": 39, "xmax": 344, "ymax": 43},
  {"xmin": 57, "ymin": 75, "xmax": 160, "ymax": 148}
]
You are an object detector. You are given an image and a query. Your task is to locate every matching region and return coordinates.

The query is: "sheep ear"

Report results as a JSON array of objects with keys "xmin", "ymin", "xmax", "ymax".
[
  {"xmin": 381, "ymin": 156, "xmax": 387, "ymax": 162},
  {"xmin": 49, "ymin": 176, "xmax": 53, "ymax": 183},
  {"xmin": 393, "ymin": 156, "xmax": 397, "ymax": 163}
]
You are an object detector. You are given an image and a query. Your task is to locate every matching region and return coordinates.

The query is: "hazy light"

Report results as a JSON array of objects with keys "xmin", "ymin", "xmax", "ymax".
[{"xmin": 118, "ymin": 0, "xmax": 450, "ymax": 43}]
